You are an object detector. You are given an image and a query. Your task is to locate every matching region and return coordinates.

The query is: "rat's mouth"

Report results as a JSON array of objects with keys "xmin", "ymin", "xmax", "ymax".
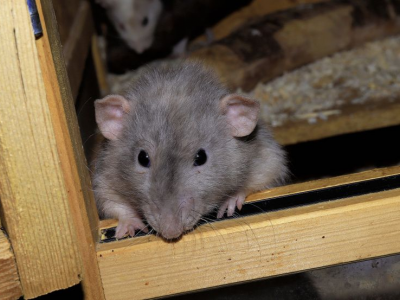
[{"xmin": 145, "ymin": 214, "xmax": 200, "ymax": 241}]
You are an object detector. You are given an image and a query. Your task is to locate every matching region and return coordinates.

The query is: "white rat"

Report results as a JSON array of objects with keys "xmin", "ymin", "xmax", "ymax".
[
  {"xmin": 92, "ymin": 61, "xmax": 287, "ymax": 240},
  {"xmin": 96, "ymin": 0, "xmax": 162, "ymax": 53}
]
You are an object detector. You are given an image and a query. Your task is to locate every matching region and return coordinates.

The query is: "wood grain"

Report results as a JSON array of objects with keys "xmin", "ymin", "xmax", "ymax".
[
  {"xmin": 0, "ymin": 1, "xmax": 81, "ymax": 298},
  {"xmin": 36, "ymin": 1, "xmax": 105, "ymax": 299},
  {"xmin": 0, "ymin": 230, "xmax": 22, "ymax": 300},
  {"xmin": 98, "ymin": 188, "xmax": 400, "ymax": 299}
]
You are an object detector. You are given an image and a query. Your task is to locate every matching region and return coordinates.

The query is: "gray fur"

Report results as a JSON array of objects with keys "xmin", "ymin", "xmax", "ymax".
[{"xmin": 92, "ymin": 61, "xmax": 288, "ymax": 239}]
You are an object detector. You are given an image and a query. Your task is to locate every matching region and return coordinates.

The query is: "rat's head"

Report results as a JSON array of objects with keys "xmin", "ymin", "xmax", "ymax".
[
  {"xmin": 97, "ymin": 0, "xmax": 162, "ymax": 53},
  {"xmin": 94, "ymin": 64, "xmax": 260, "ymax": 240}
]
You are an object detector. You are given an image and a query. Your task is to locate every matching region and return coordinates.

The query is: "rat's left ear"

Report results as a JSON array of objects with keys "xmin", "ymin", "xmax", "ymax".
[{"xmin": 220, "ymin": 94, "xmax": 260, "ymax": 137}]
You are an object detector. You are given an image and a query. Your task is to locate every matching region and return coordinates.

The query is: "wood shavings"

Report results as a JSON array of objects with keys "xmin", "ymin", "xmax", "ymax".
[{"xmin": 244, "ymin": 35, "xmax": 400, "ymax": 127}]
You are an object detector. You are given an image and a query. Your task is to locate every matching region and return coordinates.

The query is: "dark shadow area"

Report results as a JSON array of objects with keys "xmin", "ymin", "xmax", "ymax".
[
  {"xmin": 23, "ymin": 284, "xmax": 84, "ymax": 300},
  {"xmin": 169, "ymin": 273, "xmax": 319, "ymax": 300},
  {"xmin": 285, "ymin": 124, "xmax": 400, "ymax": 183}
]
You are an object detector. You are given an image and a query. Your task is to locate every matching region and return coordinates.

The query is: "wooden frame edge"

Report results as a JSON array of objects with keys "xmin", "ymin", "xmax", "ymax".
[
  {"xmin": 36, "ymin": 1, "xmax": 105, "ymax": 299},
  {"xmin": 97, "ymin": 186, "xmax": 400, "ymax": 299}
]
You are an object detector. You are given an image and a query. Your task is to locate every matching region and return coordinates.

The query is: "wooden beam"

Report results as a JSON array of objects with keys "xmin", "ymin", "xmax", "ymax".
[
  {"xmin": 0, "ymin": 1, "xmax": 81, "ymax": 298},
  {"xmin": 35, "ymin": 1, "xmax": 105, "ymax": 299},
  {"xmin": 274, "ymin": 97, "xmax": 400, "ymax": 146},
  {"xmin": 0, "ymin": 230, "xmax": 22, "ymax": 300},
  {"xmin": 97, "ymin": 174, "xmax": 400, "ymax": 299}
]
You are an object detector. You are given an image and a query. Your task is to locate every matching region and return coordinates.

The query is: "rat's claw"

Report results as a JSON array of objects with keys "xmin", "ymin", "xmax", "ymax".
[
  {"xmin": 217, "ymin": 193, "xmax": 246, "ymax": 218},
  {"xmin": 115, "ymin": 218, "xmax": 148, "ymax": 239},
  {"xmin": 217, "ymin": 201, "xmax": 229, "ymax": 219}
]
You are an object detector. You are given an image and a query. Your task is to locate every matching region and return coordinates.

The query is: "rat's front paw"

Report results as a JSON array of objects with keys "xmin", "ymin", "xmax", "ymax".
[
  {"xmin": 217, "ymin": 192, "xmax": 246, "ymax": 218},
  {"xmin": 115, "ymin": 218, "xmax": 148, "ymax": 239}
]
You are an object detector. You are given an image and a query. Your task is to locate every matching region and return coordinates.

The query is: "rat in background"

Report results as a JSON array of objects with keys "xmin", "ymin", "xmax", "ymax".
[
  {"xmin": 96, "ymin": 0, "xmax": 163, "ymax": 53},
  {"xmin": 92, "ymin": 61, "xmax": 288, "ymax": 240}
]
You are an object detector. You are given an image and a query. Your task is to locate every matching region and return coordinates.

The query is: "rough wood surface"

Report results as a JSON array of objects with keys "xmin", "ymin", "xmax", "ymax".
[
  {"xmin": 0, "ymin": 231, "xmax": 22, "ymax": 300},
  {"xmin": 0, "ymin": 1, "xmax": 81, "ymax": 298},
  {"xmin": 36, "ymin": 1, "xmax": 105, "ymax": 299},
  {"xmin": 97, "ymin": 188, "xmax": 400, "ymax": 299},
  {"xmin": 190, "ymin": 0, "xmax": 327, "ymax": 47},
  {"xmin": 273, "ymin": 99, "xmax": 400, "ymax": 145},
  {"xmin": 190, "ymin": 0, "xmax": 400, "ymax": 92}
]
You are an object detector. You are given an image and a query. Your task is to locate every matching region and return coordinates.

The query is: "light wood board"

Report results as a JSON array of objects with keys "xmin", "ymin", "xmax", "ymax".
[
  {"xmin": 0, "ymin": 1, "xmax": 81, "ymax": 298},
  {"xmin": 97, "ymin": 188, "xmax": 400, "ymax": 299},
  {"xmin": 36, "ymin": 1, "xmax": 105, "ymax": 299}
]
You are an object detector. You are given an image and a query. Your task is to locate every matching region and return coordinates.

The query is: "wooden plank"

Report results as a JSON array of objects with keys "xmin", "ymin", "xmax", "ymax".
[
  {"xmin": 97, "ymin": 188, "xmax": 400, "ymax": 299},
  {"xmin": 274, "ymin": 100, "xmax": 400, "ymax": 145},
  {"xmin": 0, "ymin": 1, "xmax": 81, "ymax": 298},
  {"xmin": 36, "ymin": 1, "xmax": 105, "ymax": 299},
  {"xmin": 0, "ymin": 230, "xmax": 22, "ymax": 300}
]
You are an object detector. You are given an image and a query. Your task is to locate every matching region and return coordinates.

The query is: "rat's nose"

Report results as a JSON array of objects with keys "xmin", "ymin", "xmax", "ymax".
[
  {"xmin": 160, "ymin": 226, "xmax": 183, "ymax": 240},
  {"xmin": 158, "ymin": 213, "xmax": 184, "ymax": 240}
]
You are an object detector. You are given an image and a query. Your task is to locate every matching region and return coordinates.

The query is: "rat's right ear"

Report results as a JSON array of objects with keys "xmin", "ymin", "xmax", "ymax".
[{"xmin": 94, "ymin": 95, "xmax": 131, "ymax": 140}]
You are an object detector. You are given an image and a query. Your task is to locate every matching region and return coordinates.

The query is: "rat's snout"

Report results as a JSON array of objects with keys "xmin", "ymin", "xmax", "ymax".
[
  {"xmin": 151, "ymin": 197, "xmax": 196, "ymax": 240},
  {"xmin": 158, "ymin": 213, "xmax": 184, "ymax": 240}
]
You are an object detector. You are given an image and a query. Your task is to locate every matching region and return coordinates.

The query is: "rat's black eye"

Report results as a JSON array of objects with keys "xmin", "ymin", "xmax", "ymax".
[
  {"xmin": 138, "ymin": 150, "xmax": 150, "ymax": 168},
  {"xmin": 141, "ymin": 16, "xmax": 149, "ymax": 26},
  {"xmin": 194, "ymin": 149, "xmax": 207, "ymax": 166}
]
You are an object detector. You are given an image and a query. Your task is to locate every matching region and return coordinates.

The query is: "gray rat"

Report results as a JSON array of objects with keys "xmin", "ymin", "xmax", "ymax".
[{"xmin": 92, "ymin": 61, "xmax": 287, "ymax": 240}]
